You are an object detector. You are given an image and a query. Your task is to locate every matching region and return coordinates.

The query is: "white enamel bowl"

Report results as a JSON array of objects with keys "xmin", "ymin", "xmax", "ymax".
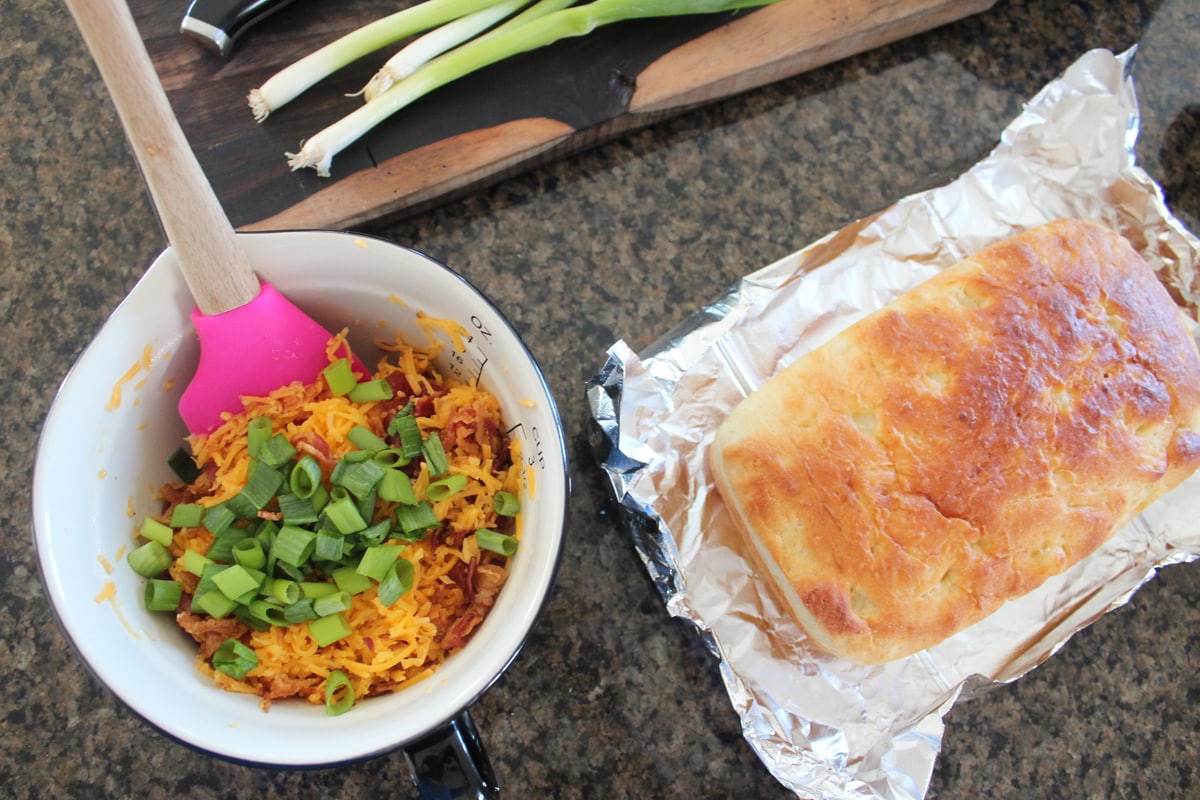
[{"xmin": 33, "ymin": 231, "xmax": 569, "ymax": 768}]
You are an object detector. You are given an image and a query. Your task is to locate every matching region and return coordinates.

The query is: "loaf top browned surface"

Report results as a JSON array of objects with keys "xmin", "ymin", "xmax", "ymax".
[{"xmin": 709, "ymin": 219, "xmax": 1200, "ymax": 664}]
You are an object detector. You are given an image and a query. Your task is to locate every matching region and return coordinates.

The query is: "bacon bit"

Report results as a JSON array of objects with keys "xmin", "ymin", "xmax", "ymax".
[
  {"xmin": 367, "ymin": 679, "xmax": 400, "ymax": 696},
  {"xmin": 159, "ymin": 467, "xmax": 216, "ymax": 507},
  {"xmin": 385, "ymin": 371, "xmax": 415, "ymax": 397},
  {"xmin": 441, "ymin": 610, "xmax": 483, "ymax": 651},
  {"xmin": 261, "ymin": 672, "xmax": 319, "ymax": 701},
  {"xmin": 440, "ymin": 563, "xmax": 505, "ymax": 651},
  {"xmin": 257, "ymin": 509, "xmax": 283, "ymax": 521},
  {"xmin": 412, "ymin": 396, "xmax": 437, "ymax": 418},
  {"xmin": 294, "ymin": 434, "xmax": 339, "ymax": 480},
  {"xmin": 448, "ymin": 557, "xmax": 478, "ymax": 604},
  {"xmin": 176, "ymin": 610, "xmax": 249, "ymax": 660},
  {"xmin": 439, "ymin": 528, "xmax": 467, "ymax": 549}
]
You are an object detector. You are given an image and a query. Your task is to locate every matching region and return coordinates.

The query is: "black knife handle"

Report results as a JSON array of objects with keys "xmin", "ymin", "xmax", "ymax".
[{"xmin": 181, "ymin": 0, "xmax": 295, "ymax": 58}]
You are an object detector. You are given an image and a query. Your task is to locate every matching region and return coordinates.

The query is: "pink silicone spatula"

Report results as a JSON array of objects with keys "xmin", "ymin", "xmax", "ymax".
[{"xmin": 63, "ymin": 0, "xmax": 362, "ymax": 434}]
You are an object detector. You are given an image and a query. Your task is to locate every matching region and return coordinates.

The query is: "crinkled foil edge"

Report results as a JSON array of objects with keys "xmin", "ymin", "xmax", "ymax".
[{"xmin": 587, "ymin": 48, "xmax": 1200, "ymax": 800}]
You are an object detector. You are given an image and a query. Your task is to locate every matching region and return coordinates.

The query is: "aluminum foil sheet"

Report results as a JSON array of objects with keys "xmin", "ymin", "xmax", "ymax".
[{"xmin": 586, "ymin": 48, "xmax": 1200, "ymax": 800}]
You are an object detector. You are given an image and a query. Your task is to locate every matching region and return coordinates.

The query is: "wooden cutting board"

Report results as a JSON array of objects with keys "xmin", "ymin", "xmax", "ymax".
[{"xmin": 129, "ymin": 0, "xmax": 996, "ymax": 230}]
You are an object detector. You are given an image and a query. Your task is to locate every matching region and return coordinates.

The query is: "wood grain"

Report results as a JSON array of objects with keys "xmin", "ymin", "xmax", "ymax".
[{"xmin": 631, "ymin": 0, "xmax": 998, "ymax": 114}]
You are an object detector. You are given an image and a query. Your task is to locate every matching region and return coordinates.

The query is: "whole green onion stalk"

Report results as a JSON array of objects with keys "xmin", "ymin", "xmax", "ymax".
[
  {"xmin": 359, "ymin": 0, "xmax": 536, "ymax": 102},
  {"xmin": 248, "ymin": 0, "xmax": 506, "ymax": 121},
  {"xmin": 285, "ymin": 0, "xmax": 781, "ymax": 176}
]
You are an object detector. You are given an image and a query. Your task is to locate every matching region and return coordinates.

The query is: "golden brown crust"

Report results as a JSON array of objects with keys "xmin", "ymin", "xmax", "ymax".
[{"xmin": 710, "ymin": 219, "xmax": 1200, "ymax": 664}]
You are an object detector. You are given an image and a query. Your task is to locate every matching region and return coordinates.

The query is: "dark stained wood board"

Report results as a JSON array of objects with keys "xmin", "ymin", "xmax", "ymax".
[{"xmin": 127, "ymin": 0, "xmax": 997, "ymax": 231}]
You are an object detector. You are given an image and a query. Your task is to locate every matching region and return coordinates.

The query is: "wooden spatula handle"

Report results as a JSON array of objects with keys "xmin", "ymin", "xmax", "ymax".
[{"xmin": 63, "ymin": 0, "xmax": 259, "ymax": 315}]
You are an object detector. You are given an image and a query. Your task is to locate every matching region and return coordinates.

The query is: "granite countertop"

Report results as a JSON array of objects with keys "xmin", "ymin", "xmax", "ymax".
[{"xmin": 3, "ymin": 1, "xmax": 1198, "ymax": 797}]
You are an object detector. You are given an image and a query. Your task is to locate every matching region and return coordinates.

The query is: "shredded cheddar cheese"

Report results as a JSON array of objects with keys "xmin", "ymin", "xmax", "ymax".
[
  {"xmin": 107, "ymin": 345, "xmax": 156, "ymax": 411},
  {"xmin": 95, "ymin": 579, "xmax": 141, "ymax": 639},
  {"xmin": 153, "ymin": 326, "xmax": 521, "ymax": 710},
  {"xmin": 415, "ymin": 312, "xmax": 469, "ymax": 353}
]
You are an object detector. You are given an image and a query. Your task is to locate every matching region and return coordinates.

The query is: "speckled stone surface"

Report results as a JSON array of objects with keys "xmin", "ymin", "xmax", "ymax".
[{"xmin": 2, "ymin": 1, "xmax": 1198, "ymax": 798}]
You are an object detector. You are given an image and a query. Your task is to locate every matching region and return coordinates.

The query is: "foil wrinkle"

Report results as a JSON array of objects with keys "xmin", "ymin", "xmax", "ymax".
[{"xmin": 587, "ymin": 48, "xmax": 1200, "ymax": 799}]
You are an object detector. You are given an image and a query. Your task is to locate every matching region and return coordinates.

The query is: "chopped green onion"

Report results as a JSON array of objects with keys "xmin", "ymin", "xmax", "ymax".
[
  {"xmin": 233, "ymin": 538, "xmax": 267, "ymax": 570},
  {"xmin": 322, "ymin": 358, "xmax": 358, "ymax": 397},
  {"xmin": 422, "ymin": 434, "xmax": 449, "ymax": 477},
  {"xmin": 247, "ymin": 416, "xmax": 273, "ymax": 458},
  {"xmin": 348, "ymin": 424, "xmax": 389, "ymax": 453},
  {"xmin": 425, "ymin": 472, "xmax": 468, "ymax": 502},
  {"xmin": 336, "ymin": 459, "xmax": 386, "ymax": 500},
  {"xmin": 325, "ymin": 669, "xmax": 355, "ymax": 715},
  {"xmin": 395, "ymin": 501, "xmax": 439, "ymax": 538},
  {"xmin": 475, "ymin": 528, "xmax": 518, "ymax": 556},
  {"xmin": 348, "ymin": 378, "xmax": 393, "ymax": 403},
  {"xmin": 328, "ymin": 460, "xmax": 350, "ymax": 487},
  {"xmin": 206, "ymin": 527, "xmax": 249, "ymax": 563},
  {"xmin": 202, "ymin": 502, "xmax": 236, "ymax": 537},
  {"xmin": 324, "ymin": 493, "xmax": 368, "ymax": 534},
  {"xmin": 275, "ymin": 560, "xmax": 306, "ymax": 584},
  {"xmin": 309, "ymin": 612, "xmax": 352, "ymax": 647},
  {"xmin": 493, "ymin": 490, "xmax": 519, "ymax": 517},
  {"xmin": 168, "ymin": 447, "xmax": 202, "ymax": 483},
  {"xmin": 388, "ymin": 408, "xmax": 423, "ymax": 459},
  {"xmin": 314, "ymin": 530, "xmax": 345, "ymax": 562},
  {"xmin": 300, "ymin": 580, "xmax": 339, "ymax": 599},
  {"xmin": 235, "ymin": 462, "xmax": 284, "ymax": 514},
  {"xmin": 278, "ymin": 491, "xmax": 319, "ymax": 526},
  {"xmin": 234, "ymin": 605, "xmax": 272, "ymax": 632},
  {"xmin": 144, "ymin": 578, "xmax": 182, "ymax": 611},
  {"xmin": 127, "ymin": 540, "xmax": 172, "ymax": 577},
  {"xmin": 289, "ymin": 454, "xmax": 324, "ymax": 499},
  {"xmin": 212, "ymin": 564, "xmax": 265, "ymax": 601},
  {"xmin": 372, "ymin": 447, "xmax": 410, "ymax": 469},
  {"xmin": 310, "ymin": 484, "xmax": 331, "ymax": 514},
  {"xmin": 332, "ymin": 566, "xmax": 373, "ymax": 595},
  {"xmin": 355, "ymin": 486, "xmax": 378, "ymax": 528},
  {"xmin": 182, "ymin": 548, "xmax": 213, "ymax": 577},
  {"xmin": 357, "ymin": 519, "xmax": 392, "ymax": 546},
  {"xmin": 282, "ymin": 598, "xmax": 318, "ymax": 624},
  {"xmin": 192, "ymin": 588, "xmax": 238, "ymax": 619},
  {"xmin": 212, "ymin": 638, "xmax": 258, "ymax": 679},
  {"xmin": 376, "ymin": 559, "xmax": 414, "ymax": 606},
  {"xmin": 272, "ymin": 525, "xmax": 316, "ymax": 567},
  {"xmin": 379, "ymin": 468, "xmax": 418, "ymax": 505},
  {"xmin": 223, "ymin": 493, "xmax": 256, "ymax": 521},
  {"xmin": 139, "ymin": 517, "xmax": 174, "ymax": 547},
  {"xmin": 169, "ymin": 502, "xmax": 205, "ymax": 528},
  {"xmin": 246, "ymin": 599, "xmax": 289, "ymax": 627},
  {"xmin": 256, "ymin": 518, "xmax": 279, "ymax": 544},
  {"xmin": 265, "ymin": 577, "xmax": 301, "ymax": 605},
  {"xmin": 313, "ymin": 590, "xmax": 352, "ymax": 617},
  {"xmin": 356, "ymin": 544, "xmax": 402, "ymax": 582},
  {"xmin": 259, "ymin": 434, "xmax": 297, "ymax": 467}
]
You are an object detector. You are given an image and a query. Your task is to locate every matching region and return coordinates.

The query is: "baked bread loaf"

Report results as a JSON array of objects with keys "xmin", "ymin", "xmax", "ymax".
[{"xmin": 709, "ymin": 219, "xmax": 1200, "ymax": 664}]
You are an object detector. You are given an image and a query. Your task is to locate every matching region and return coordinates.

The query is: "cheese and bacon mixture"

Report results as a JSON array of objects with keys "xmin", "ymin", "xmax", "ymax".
[{"xmin": 145, "ymin": 322, "xmax": 521, "ymax": 710}]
